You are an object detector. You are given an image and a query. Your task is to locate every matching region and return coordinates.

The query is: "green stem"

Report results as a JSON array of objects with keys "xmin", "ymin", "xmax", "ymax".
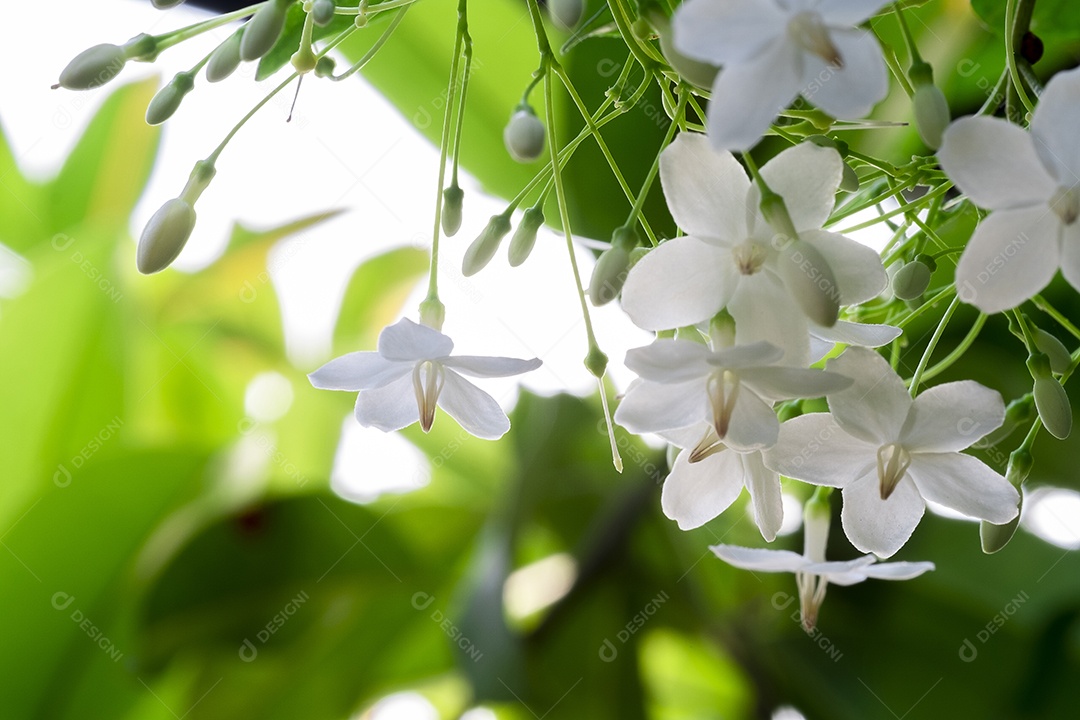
[
  {"xmin": 1005, "ymin": 0, "xmax": 1036, "ymax": 115},
  {"xmin": 605, "ymin": 0, "xmax": 661, "ymax": 68},
  {"xmin": 330, "ymin": 7, "xmax": 408, "ymax": 81},
  {"xmin": 908, "ymin": 295, "xmax": 961, "ymax": 395},
  {"xmin": 625, "ymin": 86, "xmax": 689, "ymax": 244},
  {"xmin": 151, "ymin": 3, "xmax": 268, "ymax": 54},
  {"xmin": 1033, "ymin": 294, "xmax": 1080, "ymax": 341},
  {"xmin": 449, "ymin": 25, "xmax": 473, "ymax": 186},
  {"xmin": 918, "ymin": 312, "xmax": 987, "ymax": 383}
]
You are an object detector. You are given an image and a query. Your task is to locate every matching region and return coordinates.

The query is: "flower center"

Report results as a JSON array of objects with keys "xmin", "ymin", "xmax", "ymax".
[
  {"xmin": 787, "ymin": 11, "xmax": 843, "ymax": 67},
  {"xmin": 412, "ymin": 360, "xmax": 445, "ymax": 432},
  {"xmin": 706, "ymin": 369, "xmax": 741, "ymax": 441},
  {"xmin": 732, "ymin": 241, "xmax": 768, "ymax": 276},
  {"xmin": 796, "ymin": 570, "xmax": 828, "ymax": 633},
  {"xmin": 1051, "ymin": 186, "xmax": 1080, "ymax": 225},
  {"xmin": 876, "ymin": 443, "xmax": 912, "ymax": 500},
  {"xmin": 689, "ymin": 426, "xmax": 727, "ymax": 463}
]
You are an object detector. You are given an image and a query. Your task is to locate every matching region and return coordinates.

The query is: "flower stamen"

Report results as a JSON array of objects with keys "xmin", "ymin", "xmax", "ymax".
[
  {"xmin": 876, "ymin": 443, "xmax": 912, "ymax": 500},
  {"xmin": 707, "ymin": 369, "xmax": 741, "ymax": 440},
  {"xmin": 788, "ymin": 12, "xmax": 843, "ymax": 68},
  {"xmin": 412, "ymin": 360, "xmax": 445, "ymax": 432},
  {"xmin": 689, "ymin": 426, "xmax": 727, "ymax": 463}
]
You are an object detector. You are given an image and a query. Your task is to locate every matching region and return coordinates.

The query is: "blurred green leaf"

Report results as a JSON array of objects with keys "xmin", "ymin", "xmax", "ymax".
[
  {"xmin": 0, "ymin": 119, "xmax": 47, "ymax": 251},
  {"xmin": 333, "ymin": 245, "xmax": 429, "ymax": 354}
]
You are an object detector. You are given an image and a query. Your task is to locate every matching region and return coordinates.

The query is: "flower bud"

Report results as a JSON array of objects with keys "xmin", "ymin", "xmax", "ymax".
[
  {"xmin": 291, "ymin": 47, "xmax": 317, "ymax": 74},
  {"xmin": 314, "ymin": 56, "xmax": 337, "ymax": 78},
  {"xmin": 549, "ymin": 0, "xmax": 584, "ymax": 31},
  {"xmin": 585, "ymin": 345, "xmax": 608, "ymax": 379},
  {"xmin": 56, "ymin": 44, "xmax": 128, "ymax": 90},
  {"xmin": 1034, "ymin": 327, "xmax": 1071, "ymax": 374},
  {"xmin": 981, "ymin": 448, "xmax": 1029, "ymax": 553},
  {"xmin": 503, "ymin": 107, "xmax": 546, "ymax": 163},
  {"xmin": 1033, "ymin": 375, "xmax": 1072, "ymax": 439},
  {"xmin": 441, "ymin": 185, "xmax": 464, "ymax": 237},
  {"xmin": 152, "ymin": 0, "xmax": 185, "ymax": 7},
  {"xmin": 588, "ymin": 227, "xmax": 638, "ymax": 306},
  {"xmin": 462, "ymin": 214, "xmax": 512, "ymax": 276},
  {"xmin": 891, "ymin": 260, "xmax": 931, "ymax": 300},
  {"xmin": 137, "ymin": 198, "xmax": 196, "ymax": 274},
  {"xmin": 778, "ymin": 239, "xmax": 839, "ymax": 328},
  {"xmin": 206, "ymin": 31, "xmax": 244, "ymax": 83},
  {"xmin": 312, "ymin": 0, "xmax": 336, "ymax": 27},
  {"xmin": 508, "ymin": 205, "xmax": 545, "ymax": 266},
  {"xmin": 146, "ymin": 72, "xmax": 195, "ymax": 125},
  {"xmin": 241, "ymin": 0, "xmax": 292, "ymax": 62},
  {"xmin": 803, "ymin": 493, "xmax": 831, "ymax": 563},
  {"xmin": 913, "ymin": 82, "xmax": 950, "ymax": 150},
  {"xmin": 419, "ymin": 297, "xmax": 445, "ymax": 332}
]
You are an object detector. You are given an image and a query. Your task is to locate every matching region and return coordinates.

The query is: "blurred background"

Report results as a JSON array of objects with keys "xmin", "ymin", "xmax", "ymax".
[{"xmin": 2, "ymin": 0, "xmax": 1080, "ymax": 718}]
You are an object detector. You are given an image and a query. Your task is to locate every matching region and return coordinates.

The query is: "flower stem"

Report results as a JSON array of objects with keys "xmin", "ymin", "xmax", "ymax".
[
  {"xmin": 1005, "ymin": 0, "xmax": 1036, "ymax": 116},
  {"xmin": 908, "ymin": 295, "xmax": 961, "ymax": 395}
]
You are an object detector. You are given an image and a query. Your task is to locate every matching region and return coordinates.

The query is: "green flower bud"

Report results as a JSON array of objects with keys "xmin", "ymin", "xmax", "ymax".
[
  {"xmin": 146, "ymin": 72, "xmax": 195, "ymax": 126},
  {"xmin": 312, "ymin": 0, "xmax": 336, "ymax": 27},
  {"xmin": 891, "ymin": 260, "xmax": 931, "ymax": 300},
  {"xmin": 441, "ymin": 185, "xmax": 464, "ymax": 237},
  {"xmin": 137, "ymin": 198, "xmax": 196, "ymax": 274},
  {"xmin": 628, "ymin": 246, "xmax": 650, "ymax": 268},
  {"xmin": 777, "ymin": 238, "xmax": 839, "ymax": 328},
  {"xmin": 56, "ymin": 43, "xmax": 128, "ymax": 90},
  {"xmin": 462, "ymin": 214, "xmax": 512, "ymax": 277},
  {"xmin": 588, "ymin": 227, "xmax": 638, "ymax": 306},
  {"xmin": 508, "ymin": 205, "xmax": 545, "ymax": 267},
  {"xmin": 585, "ymin": 345, "xmax": 608, "ymax": 379},
  {"xmin": 913, "ymin": 82, "xmax": 950, "ymax": 150},
  {"xmin": 504, "ymin": 107, "xmax": 546, "ymax": 163},
  {"xmin": 978, "ymin": 393, "xmax": 1034, "ymax": 448},
  {"xmin": 840, "ymin": 162, "xmax": 860, "ymax": 193},
  {"xmin": 650, "ymin": 10, "xmax": 718, "ymax": 90},
  {"xmin": 981, "ymin": 448, "xmax": 1030, "ymax": 553},
  {"xmin": 206, "ymin": 31, "xmax": 244, "ymax": 83},
  {"xmin": 1033, "ymin": 375, "xmax": 1072, "ymax": 439},
  {"xmin": 314, "ymin": 55, "xmax": 337, "ymax": 78},
  {"xmin": 291, "ymin": 46, "xmax": 317, "ymax": 74},
  {"xmin": 419, "ymin": 297, "xmax": 445, "ymax": 332},
  {"xmin": 1034, "ymin": 327, "xmax": 1072, "ymax": 374},
  {"xmin": 152, "ymin": 0, "xmax": 186, "ymax": 7},
  {"xmin": 549, "ymin": 0, "xmax": 584, "ymax": 31},
  {"xmin": 241, "ymin": 0, "xmax": 293, "ymax": 62}
]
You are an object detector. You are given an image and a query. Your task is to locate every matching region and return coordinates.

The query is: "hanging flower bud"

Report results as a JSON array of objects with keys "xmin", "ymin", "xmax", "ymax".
[
  {"xmin": 419, "ymin": 296, "xmax": 445, "ymax": 332},
  {"xmin": 462, "ymin": 213, "xmax": 512, "ymax": 276},
  {"xmin": 588, "ymin": 226, "xmax": 638, "ymax": 306},
  {"xmin": 146, "ymin": 72, "xmax": 195, "ymax": 125},
  {"xmin": 312, "ymin": 0, "xmax": 336, "ymax": 27},
  {"xmin": 777, "ymin": 239, "xmax": 840, "ymax": 327},
  {"xmin": 891, "ymin": 259, "xmax": 931, "ymax": 300},
  {"xmin": 206, "ymin": 31, "xmax": 244, "ymax": 83},
  {"xmin": 441, "ymin": 185, "xmax": 464, "ymax": 237},
  {"xmin": 981, "ymin": 448, "xmax": 1030, "ymax": 553},
  {"xmin": 241, "ymin": 0, "xmax": 293, "ymax": 62},
  {"xmin": 314, "ymin": 55, "xmax": 337, "ymax": 78},
  {"xmin": 508, "ymin": 205, "xmax": 545, "ymax": 266},
  {"xmin": 137, "ymin": 198, "xmax": 196, "ymax": 274},
  {"xmin": 56, "ymin": 44, "xmax": 128, "ymax": 90},
  {"xmin": 913, "ymin": 82, "xmax": 950, "ymax": 150},
  {"xmin": 1028, "ymin": 353, "xmax": 1072, "ymax": 439},
  {"xmin": 585, "ymin": 345, "xmax": 608, "ymax": 379},
  {"xmin": 291, "ymin": 46, "xmax": 317, "ymax": 74},
  {"xmin": 503, "ymin": 106, "xmax": 546, "ymax": 163},
  {"xmin": 1034, "ymin": 327, "xmax": 1072, "ymax": 374},
  {"xmin": 549, "ymin": 0, "xmax": 584, "ymax": 31}
]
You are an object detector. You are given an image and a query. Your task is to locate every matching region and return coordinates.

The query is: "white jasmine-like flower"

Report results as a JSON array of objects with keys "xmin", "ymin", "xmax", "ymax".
[
  {"xmin": 659, "ymin": 425, "xmax": 784, "ymax": 540},
  {"xmin": 808, "ymin": 319, "xmax": 902, "ymax": 363},
  {"xmin": 308, "ymin": 318, "xmax": 542, "ymax": 440},
  {"xmin": 614, "ymin": 337, "xmax": 852, "ymax": 451},
  {"xmin": 621, "ymin": 134, "xmax": 886, "ymax": 364},
  {"xmin": 939, "ymin": 67, "xmax": 1080, "ymax": 313},
  {"xmin": 673, "ymin": 0, "xmax": 892, "ymax": 151},
  {"xmin": 711, "ymin": 495, "xmax": 935, "ymax": 630},
  {"xmin": 766, "ymin": 347, "xmax": 1020, "ymax": 557}
]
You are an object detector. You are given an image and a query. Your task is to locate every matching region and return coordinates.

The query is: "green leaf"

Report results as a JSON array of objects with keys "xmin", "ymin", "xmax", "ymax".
[
  {"xmin": 332, "ymin": 245, "xmax": 429, "ymax": 354},
  {"xmin": 971, "ymin": 0, "xmax": 1080, "ymax": 38},
  {"xmin": 0, "ymin": 119, "xmax": 47, "ymax": 252}
]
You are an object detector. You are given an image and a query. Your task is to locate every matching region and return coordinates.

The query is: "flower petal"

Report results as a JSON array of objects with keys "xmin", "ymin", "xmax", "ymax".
[
  {"xmin": 802, "ymin": 555, "xmax": 878, "ymax": 586},
  {"xmin": 810, "ymin": 319, "xmax": 901, "ymax": 348},
  {"xmin": 798, "ymin": 28, "xmax": 888, "ymax": 119},
  {"xmin": 729, "ymin": 272, "xmax": 811, "ymax": 365},
  {"xmin": 661, "ymin": 448, "xmax": 746, "ymax": 530},
  {"xmin": 742, "ymin": 451, "xmax": 784, "ymax": 541},
  {"xmin": 1058, "ymin": 217, "xmax": 1080, "ymax": 293},
  {"xmin": 900, "ymin": 380, "xmax": 1005, "ymax": 453},
  {"xmin": 938, "ymin": 117, "xmax": 1056, "ymax": 210},
  {"xmin": 442, "ymin": 355, "xmax": 542, "ymax": 378},
  {"xmin": 816, "ymin": 0, "xmax": 895, "ymax": 25},
  {"xmin": 377, "ymin": 318, "xmax": 453, "ymax": 361},
  {"xmin": 739, "ymin": 366, "xmax": 853, "ymax": 402},
  {"xmin": 621, "ymin": 237, "xmax": 736, "ymax": 330},
  {"xmin": 437, "ymin": 370, "xmax": 512, "ymax": 440},
  {"xmin": 308, "ymin": 352, "xmax": 410, "ymax": 391},
  {"xmin": 707, "ymin": 37, "xmax": 803, "ymax": 152},
  {"xmin": 614, "ymin": 378, "xmax": 705, "ymax": 435},
  {"xmin": 954, "ymin": 206, "xmax": 1061, "ymax": 314},
  {"xmin": 857, "ymin": 560, "xmax": 936, "ymax": 581},
  {"xmin": 765, "ymin": 412, "xmax": 877, "ymax": 486},
  {"xmin": 800, "ymin": 229, "xmax": 887, "ymax": 305},
  {"xmin": 625, "ymin": 339, "xmax": 711, "ymax": 383},
  {"xmin": 354, "ymin": 374, "xmax": 420, "ymax": 432},
  {"xmin": 711, "ymin": 341, "xmax": 785, "ymax": 369},
  {"xmin": 824, "ymin": 347, "xmax": 910, "ymax": 444},
  {"xmin": 840, "ymin": 471, "xmax": 926, "ymax": 557},
  {"xmin": 907, "ymin": 453, "xmax": 1019, "ymax": 524},
  {"xmin": 1030, "ymin": 66, "xmax": 1080, "ymax": 184},
  {"xmin": 709, "ymin": 543, "xmax": 809, "ymax": 572},
  {"xmin": 660, "ymin": 133, "xmax": 751, "ymax": 242},
  {"xmin": 672, "ymin": 0, "xmax": 788, "ymax": 66},
  {"xmin": 759, "ymin": 142, "xmax": 842, "ymax": 231},
  {"xmin": 722, "ymin": 388, "xmax": 780, "ymax": 451}
]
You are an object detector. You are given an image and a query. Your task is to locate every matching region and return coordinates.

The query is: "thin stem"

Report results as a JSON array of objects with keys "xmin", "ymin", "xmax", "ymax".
[
  {"xmin": 152, "ymin": 3, "xmax": 267, "ymax": 54},
  {"xmin": 918, "ymin": 312, "xmax": 987, "ymax": 383},
  {"xmin": 625, "ymin": 86, "xmax": 689, "ymax": 245},
  {"xmin": 330, "ymin": 7, "xmax": 409, "ymax": 81},
  {"xmin": 908, "ymin": 295, "xmax": 961, "ymax": 395},
  {"xmin": 1033, "ymin": 294, "xmax": 1080, "ymax": 341},
  {"xmin": 1005, "ymin": 0, "xmax": 1036, "ymax": 116},
  {"xmin": 449, "ymin": 23, "xmax": 473, "ymax": 186}
]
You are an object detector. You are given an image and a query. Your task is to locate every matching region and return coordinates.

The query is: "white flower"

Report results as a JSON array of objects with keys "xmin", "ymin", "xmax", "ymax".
[
  {"xmin": 659, "ymin": 424, "xmax": 784, "ymax": 540},
  {"xmin": 939, "ymin": 67, "xmax": 1080, "ymax": 313},
  {"xmin": 621, "ymin": 134, "xmax": 886, "ymax": 365},
  {"xmin": 711, "ymin": 496, "xmax": 935, "ymax": 630},
  {"xmin": 614, "ymin": 337, "xmax": 852, "ymax": 451},
  {"xmin": 308, "ymin": 318, "xmax": 542, "ymax": 440},
  {"xmin": 809, "ymin": 319, "xmax": 901, "ymax": 363},
  {"xmin": 673, "ymin": 0, "xmax": 891, "ymax": 151},
  {"xmin": 766, "ymin": 347, "xmax": 1020, "ymax": 557}
]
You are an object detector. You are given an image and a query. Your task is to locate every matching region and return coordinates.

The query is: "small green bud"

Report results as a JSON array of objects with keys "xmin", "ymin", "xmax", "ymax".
[
  {"xmin": 549, "ymin": 0, "xmax": 584, "ymax": 30},
  {"xmin": 908, "ymin": 60, "xmax": 934, "ymax": 88},
  {"xmin": 777, "ymin": 239, "xmax": 839, "ymax": 328},
  {"xmin": 56, "ymin": 43, "xmax": 128, "ymax": 90},
  {"xmin": 588, "ymin": 227, "xmax": 638, "ymax": 306},
  {"xmin": 1026, "ymin": 352, "xmax": 1053, "ymax": 380},
  {"xmin": 759, "ymin": 191, "xmax": 799, "ymax": 240},
  {"xmin": 1034, "ymin": 327, "xmax": 1072, "ymax": 374},
  {"xmin": 1005, "ymin": 448, "xmax": 1034, "ymax": 488},
  {"xmin": 839, "ymin": 162, "xmax": 860, "ymax": 193},
  {"xmin": 354, "ymin": 11, "xmax": 369, "ymax": 28},
  {"xmin": 980, "ymin": 495, "xmax": 1022, "ymax": 554},
  {"xmin": 503, "ymin": 107, "xmax": 546, "ymax": 163},
  {"xmin": 913, "ymin": 82, "xmax": 950, "ymax": 150},
  {"xmin": 241, "ymin": 0, "xmax": 293, "ymax": 62},
  {"xmin": 585, "ymin": 345, "xmax": 609, "ymax": 379},
  {"xmin": 1033, "ymin": 375, "xmax": 1072, "ymax": 439},
  {"xmin": 146, "ymin": 72, "xmax": 195, "ymax": 125},
  {"xmin": 419, "ymin": 297, "xmax": 445, "ymax": 332},
  {"xmin": 508, "ymin": 205, "xmax": 545, "ymax": 267},
  {"xmin": 314, "ymin": 56, "xmax": 337, "ymax": 78},
  {"xmin": 312, "ymin": 0, "xmax": 336, "ymax": 27},
  {"xmin": 441, "ymin": 185, "xmax": 464, "ymax": 237},
  {"xmin": 628, "ymin": 246, "xmax": 650, "ymax": 268},
  {"xmin": 137, "ymin": 198, "xmax": 196, "ymax": 274},
  {"xmin": 891, "ymin": 260, "xmax": 932, "ymax": 300},
  {"xmin": 462, "ymin": 214, "xmax": 512, "ymax": 276},
  {"xmin": 206, "ymin": 31, "xmax": 244, "ymax": 83},
  {"xmin": 291, "ymin": 46, "xmax": 317, "ymax": 74}
]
